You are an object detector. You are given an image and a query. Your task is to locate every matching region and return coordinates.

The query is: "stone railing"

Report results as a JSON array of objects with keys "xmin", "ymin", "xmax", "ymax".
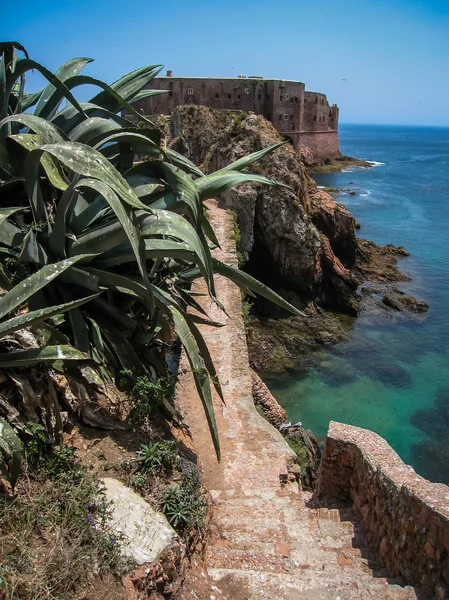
[{"xmin": 314, "ymin": 421, "xmax": 449, "ymax": 599}]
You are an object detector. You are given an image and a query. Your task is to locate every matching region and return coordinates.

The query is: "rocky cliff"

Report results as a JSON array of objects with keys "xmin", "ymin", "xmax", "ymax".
[
  {"xmin": 159, "ymin": 106, "xmax": 424, "ymax": 375},
  {"xmin": 168, "ymin": 106, "xmax": 359, "ymax": 315}
]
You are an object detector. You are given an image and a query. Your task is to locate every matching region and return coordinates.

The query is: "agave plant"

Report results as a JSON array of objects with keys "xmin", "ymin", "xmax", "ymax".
[{"xmin": 0, "ymin": 41, "xmax": 304, "ymax": 457}]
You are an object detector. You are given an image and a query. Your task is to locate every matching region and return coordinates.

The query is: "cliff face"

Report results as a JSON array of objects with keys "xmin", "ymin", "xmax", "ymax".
[{"xmin": 169, "ymin": 106, "xmax": 359, "ymax": 314}]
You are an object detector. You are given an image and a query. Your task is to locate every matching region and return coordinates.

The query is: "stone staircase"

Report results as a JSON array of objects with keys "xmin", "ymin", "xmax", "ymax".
[{"xmin": 176, "ymin": 202, "xmax": 427, "ymax": 600}]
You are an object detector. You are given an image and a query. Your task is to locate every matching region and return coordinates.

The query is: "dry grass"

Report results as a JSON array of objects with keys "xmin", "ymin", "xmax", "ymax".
[{"xmin": 0, "ymin": 449, "xmax": 131, "ymax": 600}]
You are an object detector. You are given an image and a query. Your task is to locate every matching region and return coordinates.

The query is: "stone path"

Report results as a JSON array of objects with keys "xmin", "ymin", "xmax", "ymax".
[{"xmin": 176, "ymin": 201, "xmax": 425, "ymax": 600}]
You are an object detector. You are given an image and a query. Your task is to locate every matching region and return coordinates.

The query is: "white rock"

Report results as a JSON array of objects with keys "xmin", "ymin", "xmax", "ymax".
[{"xmin": 102, "ymin": 477, "xmax": 177, "ymax": 565}]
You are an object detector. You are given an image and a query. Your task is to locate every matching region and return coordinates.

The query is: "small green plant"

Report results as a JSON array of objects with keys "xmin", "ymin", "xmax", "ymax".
[
  {"xmin": 130, "ymin": 472, "xmax": 149, "ymax": 490},
  {"xmin": 286, "ymin": 438, "xmax": 307, "ymax": 470},
  {"xmin": 129, "ymin": 376, "xmax": 173, "ymax": 423},
  {"xmin": 160, "ymin": 479, "xmax": 206, "ymax": 532},
  {"xmin": 233, "ymin": 111, "xmax": 249, "ymax": 127},
  {"xmin": 136, "ymin": 440, "xmax": 178, "ymax": 474},
  {"xmin": 0, "ymin": 417, "xmax": 22, "ymax": 493},
  {"xmin": 23, "ymin": 422, "xmax": 47, "ymax": 465}
]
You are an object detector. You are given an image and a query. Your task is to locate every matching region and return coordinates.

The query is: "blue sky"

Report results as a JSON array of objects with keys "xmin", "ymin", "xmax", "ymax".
[{"xmin": 3, "ymin": 0, "xmax": 449, "ymax": 126}]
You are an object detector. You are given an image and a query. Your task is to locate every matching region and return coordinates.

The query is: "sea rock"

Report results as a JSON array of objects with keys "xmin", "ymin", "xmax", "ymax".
[
  {"xmin": 282, "ymin": 426, "xmax": 321, "ymax": 490},
  {"xmin": 382, "ymin": 293, "xmax": 428, "ymax": 313},
  {"xmin": 102, "ymin": 478, "xmax": 177, "ymax": 565},
  {"xmin": 251, "ymin": 368, "xmax": 287, "ymax": 426}
]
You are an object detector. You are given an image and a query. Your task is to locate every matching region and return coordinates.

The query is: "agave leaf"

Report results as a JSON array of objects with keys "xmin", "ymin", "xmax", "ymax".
[
  {"xmin": 0, "ymin": 207, "xmax": 21, "ymax": 226},
  {"xmin": 0, "ymin": 219, "xmax": 24, "ymax": 248},
  {"xmin": 0, "ymin": 255, "xmax": 94, "ymax": 320},
  {"xmin": 212, "ymin": 259, "xmax": 307, "ymax": 317},
  {"xmin": 93, "ymin": 130, "xmax": 159, "ymax": 156},
  {"xmin": 34, "ymin": 57, "xmax": 93, "ymax": 119},
  {"xmin": 195, "ymin": 170, "xmax": 287, "ymax": 202},
  {"xmin": 97, "ymin": 320, "xmax": 150, "ymax": 376},
  {"xmin": 18, "ymin": 229, "xmax": 48, "ymax": 265},
  {"xmin": 125, "ymin": 161, "xmax": 201, "ymax": 224},
  {"xmin": 216, "ymin": 141, "xmax": 288, "ymax": 173},
  {"xmin": 0, "ymin": 294, "xmax": 99, "ymax": 338},
  {"xmin": 2, "ymin": 58, "xmax": 87, "ymax": 121},
  {"xmin": 39, "ymin": 142, "xmax": 149, "ymax": 211},
  {"xmin": 0, "ymin": 416, "xmax": 22, "ymax": 492},
  {"xmin": 0, "ymin": 345, "xmax": 89, "ymax": 367},
  {"xmin": 95, "ymin": 238, "xmax": 196, "ymax": 268},
  {"xmin": 0, "ymin": 41, "xmax": 29, "ymax": 57},
  {"xmin": 50, "ymin": 177, "xmax": 148, "ymax": 282},
  {"xmin": 169, "ymin": 305, "xmax": 220, "ymax": 459},
  {"xmin": 51, "ymin": 102, "xmax": 134, "ymax": 134},
  {"xmin": 165, "ymin": 149, "xmax": 204, "ymax": 178},
  {"xmin": 1, "ymin": 114, "xmax": 66, "ymax": 143},
  {"xmin": 89, "ymin": 64, "xmax": 163, "ymax": 112},
  {"xmin": 201, "ymin": 209, "xmax": 220, "ymax": 248},
  {"xmin": 68, "ymin": 116, "xmax": 120, "ymax": 144},
  {"xmin": 11, "ymin": 134, "xmax": 69, "ymax": 191},
  {"xmin": 21, "ymin": 89, "xmax": 43, "ymax": 112}
]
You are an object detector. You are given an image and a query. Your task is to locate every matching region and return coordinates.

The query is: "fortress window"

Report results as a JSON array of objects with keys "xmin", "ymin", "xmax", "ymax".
[
  {"xmin": 290, "ymin": 97, "xmax": 293, "ymax": 102},
  {"xmin": 285, "ymin": 93, "xmax": 290, "ymax": 100},
  {"xmin": 290, "ymin": 114, "xmax": 293, "ymax": 120},
  {"xmin": 237, "ymin": 94, "xmax": 241, "ymax": 99},
  {"xmin": 292, "ymin": 124, "xmax": 295, "ymax": 130},
  {"xmin": 329, "ymin": 110, "xmax": 332, "ymax": 117},
  {"xmin": 279, "ymin": 114, "xmax": 282, "ymax": 121},
  {"xmin": 315, "ymin": 97, "xmax": 318, "ymax": 104},
  {"xmin": 284, "ymin": 114, "xmax": 289, "ymax": 120},
  {"xmin": 313, "ymin": 115, "xmax": 317, "ymax": 121},
  {"xmin": 322, "ymin": 98, "xmax": 325, "ymax": 105},
  {"xmin": 187, "ymin": 88, "xmax": 194, "ymax": 95},
  {"xmin": 295, "ymin": 97, "xmax": 298, "ymax": 103},
  {"xmin": 228, "ymin": 94, "xmax": 231, "ymax": 99},
  {"xmin": 215, "ymin": 93, "xmax": 219, "ymax": 98},
  {"xmin": 258, "ymin": 94, "xmax": 261, "ymax": 99},
  {"xmin": 245, "ymin": 88, "xmax": 251, "ymax": 95},
  {"xmin": 280, "ymin": 95, "xmax": 283, "ymax": 101}
]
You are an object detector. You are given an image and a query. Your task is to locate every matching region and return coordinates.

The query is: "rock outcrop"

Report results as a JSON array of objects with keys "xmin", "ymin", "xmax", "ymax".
[{"xmin": 169, "ymin": 106, "xmax": 360, "ymax": 315}]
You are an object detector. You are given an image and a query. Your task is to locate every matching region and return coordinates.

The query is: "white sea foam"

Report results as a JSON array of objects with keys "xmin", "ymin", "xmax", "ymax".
[
  {"xmin": 317, "ymin": 185, "xmax": 325, "ymax": 189},
  {"xmin": 368, "ymin": 161, "xmax": 385, "ymax": 167},
  {"xmin": 360, "ymin": 190, "xmax": 372, "ymax": 198}
]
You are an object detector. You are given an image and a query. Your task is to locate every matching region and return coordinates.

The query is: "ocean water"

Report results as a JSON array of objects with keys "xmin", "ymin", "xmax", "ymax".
[{"xmin": 266, "ymin": 124, "xmax": 449, "ymax": 484}]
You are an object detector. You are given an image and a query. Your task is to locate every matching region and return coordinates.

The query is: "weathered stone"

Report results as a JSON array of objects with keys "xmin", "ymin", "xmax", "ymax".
[
  {"xmin": 103, "ymin": 478, "xmax": 177, "ymax": 565},
  {"xmin": 315, "ymin": 421, "xmax": 449, "ymax": 599}
]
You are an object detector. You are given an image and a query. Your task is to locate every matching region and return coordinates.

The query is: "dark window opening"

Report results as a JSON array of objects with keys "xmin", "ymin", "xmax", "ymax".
[
  {"xmin": 329, "ymin": 110, "xmax": 332, "ymax": 117},
  {"xmin": 258, "ymin": 94, "xmax": 261, "ymax": 99},
  {"xmin": 267, "ymin": 94, "xmax": 270, "ymax": 100},
  {"xmin": 322, "ymin": 98, "xmax": 325, "ymax": 105},
  {"xmin": 279, "ymin": 114, "xmax": 282, "ymax": 121},
  {"xmin": 295, "ymin": 97, "xmax": 298, "ymax": 103},
  {"xmin": 215, "ymin": 93, "xmax": 219, "ymax": 98},
  {"xmin": 290, "ymin": 114, "xmax": 293, "ymax": 120},
  {"xmin": 169, "ymin": 92, "xmax": 173, "ymax": 97},
  {"xmin": 315, "ymin": 97, "xmax": 318, "ymax": 103},
  {"xmin": 228, "ymin": 94, "xmax": 231, "ymax": 99},
  {"xmin": 237, "ymin": 94, "xmax": 241, "ymax": 99},
  {"xmin": 292, "ymin": 124, "xmax": 295, "ymax": 130},
  {"xmin": 314, "ymin": 115, "xmax": 317, "ymax": 121},
  {"xmin": 280, "ymin": 95, "xmax": 283, "ymax": 101}
]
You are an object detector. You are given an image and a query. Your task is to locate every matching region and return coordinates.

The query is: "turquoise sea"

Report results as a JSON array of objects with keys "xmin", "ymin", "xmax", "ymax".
[{"xmin": 266, "ymin": 123, "xmax": 449, "ymax": 484}]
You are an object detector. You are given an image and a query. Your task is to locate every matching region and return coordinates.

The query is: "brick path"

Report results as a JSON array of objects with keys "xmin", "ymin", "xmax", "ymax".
[{"xmin": 176, "ymin": 201, "xmax": 424, "ymax": 600}]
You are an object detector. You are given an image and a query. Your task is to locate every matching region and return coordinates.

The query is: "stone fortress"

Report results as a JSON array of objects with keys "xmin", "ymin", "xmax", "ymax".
[{"xmin": 135, "ymin": 71, "xmax": 341, "ymax": 164}]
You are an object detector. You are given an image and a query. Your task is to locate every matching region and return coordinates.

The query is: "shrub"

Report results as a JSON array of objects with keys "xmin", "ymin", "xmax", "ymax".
[{"xmin": 0, "ymin": 41, "xmax": 305, "ymax": 459}]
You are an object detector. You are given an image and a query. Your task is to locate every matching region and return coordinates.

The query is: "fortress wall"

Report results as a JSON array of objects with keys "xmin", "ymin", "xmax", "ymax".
[
  {"xmin": 315, "ymin": 421, "xmax": 449, "ymax": 599},
  {"xmin": 300, "ymin": 131, "xmax": 340, "ymax": 163},
  {"xmin": 133, "ymin": 76, "xmax": 339, "ymax": 163}
]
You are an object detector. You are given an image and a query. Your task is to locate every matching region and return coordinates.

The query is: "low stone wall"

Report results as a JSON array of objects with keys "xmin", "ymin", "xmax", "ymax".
[{"xmin": 315, "ymin": 421, "xmax": 449, "ymax": 599}]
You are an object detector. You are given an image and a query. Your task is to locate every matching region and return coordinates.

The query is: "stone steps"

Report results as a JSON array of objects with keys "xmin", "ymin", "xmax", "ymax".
[{"xmin": 176, "ymin": 203, "xmax": 428, "ymax": 600}]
